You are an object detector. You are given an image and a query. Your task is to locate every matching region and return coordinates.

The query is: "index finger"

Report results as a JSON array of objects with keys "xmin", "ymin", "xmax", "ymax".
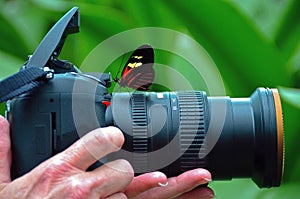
[{"xmin": 61, "ymin": 126, "xmax": 124, "ymax": 170}]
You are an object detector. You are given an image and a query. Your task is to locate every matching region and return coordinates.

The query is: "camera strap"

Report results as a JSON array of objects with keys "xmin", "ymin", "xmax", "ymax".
[{"xmin": 0, "ymin": 67, "xmax": 50, "ymax": 103}]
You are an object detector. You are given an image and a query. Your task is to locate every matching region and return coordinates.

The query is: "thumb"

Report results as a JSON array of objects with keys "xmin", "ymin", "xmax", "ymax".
[{"xmin": 0, "ymin": 115, "xmax": 11, "ymax": 183}]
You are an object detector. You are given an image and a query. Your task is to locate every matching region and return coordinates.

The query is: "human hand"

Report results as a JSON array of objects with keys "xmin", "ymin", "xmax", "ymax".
[
  {"xmin": 0, "ymin": 115, "xmax": 214, "ymax": 198},
  {"xmin": 0, "ymin": 115, "xmax": 133, "ymax": 198}
]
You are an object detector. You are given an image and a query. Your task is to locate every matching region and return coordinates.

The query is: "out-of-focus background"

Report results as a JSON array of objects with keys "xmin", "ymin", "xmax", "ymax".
[{"xmin": 0, "ymin": 0, "xmax": 300, "ymax": 198}]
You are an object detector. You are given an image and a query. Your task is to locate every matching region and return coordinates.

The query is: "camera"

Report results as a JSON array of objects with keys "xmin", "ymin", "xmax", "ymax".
[{"xmin": 1, "ymin": 7, "xmax": 284, "ymax": 188}]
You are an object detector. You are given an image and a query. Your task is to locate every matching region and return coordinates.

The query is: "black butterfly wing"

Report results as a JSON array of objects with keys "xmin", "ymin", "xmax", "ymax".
[
  {"xmin": 119, "ymin": 63, "xmax": 154, "ymax": 90},
  {"xmin": 119, "ymin": 44, "xmax": 154, "ymax": 90}
]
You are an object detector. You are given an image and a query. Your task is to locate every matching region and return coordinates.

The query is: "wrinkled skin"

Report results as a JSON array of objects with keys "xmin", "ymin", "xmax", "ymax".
[{"xmin": 0, "ymin": 115, "xmax": 214, "ymax": 198}]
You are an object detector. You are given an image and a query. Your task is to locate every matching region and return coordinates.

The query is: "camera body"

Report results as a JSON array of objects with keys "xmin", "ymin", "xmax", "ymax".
[
  {"xmin": 2, "ymin": 7, "xmax": 284, "ymax": 188},
  {"xmin": 7, "ymin": 72, "xmax": 112, "ymax": 178}
]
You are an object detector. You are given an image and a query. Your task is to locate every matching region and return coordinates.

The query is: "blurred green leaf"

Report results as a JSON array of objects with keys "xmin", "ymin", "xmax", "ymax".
[
  {"xmin": 0, "ymin": 103, "xmax": 5, "ymax": 118},
  {"xmin": 256, "ymin": 183, "xmax": 299, "ymax": 198},
  {"xmin": 279, "ymin": 87, "xmax": 300, "ymax": 108},
  {"xmin": 0, "ymin": 50, "xmax": 24, "ymax": 79},
  {"xmin": 274, "ymin": 0, "xmax": 300, "ymax": 60},
  {"xmin": 0, "ymin": 11, "xmax": 29, "ymax": 58},
  {"xmin": 168, "ymin": 0, "xmax": 291, "ymax": 95},
  {"xmin": 230, "ymin": 0, "xmax": 291, "ymax": 41},
  {"xmin": 278, "ymin": 87, "xmax": 300, "ymax": 183},
  {"xmin": 211, "ymin": 179, "xmax": 259, "ymax": 199}
]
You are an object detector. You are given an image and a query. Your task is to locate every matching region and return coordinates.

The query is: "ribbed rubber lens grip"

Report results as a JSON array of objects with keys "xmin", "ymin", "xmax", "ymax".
[
  {"xmin": 131, "ymin": 93, "xmax": 148, "ymax": 170},
  {"xmin": 177, "ymin": 91, "xmax": 207, "ymax": 171}
]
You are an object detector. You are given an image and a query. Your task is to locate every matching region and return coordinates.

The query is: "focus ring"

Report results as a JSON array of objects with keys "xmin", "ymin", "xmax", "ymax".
[
  {"xmin": 131, "ymin": 93, "xmax": 148, "ymax": 171},
  {"xmin": 177, "ymin": 91, "xmax": 207, "ymax": 171}
]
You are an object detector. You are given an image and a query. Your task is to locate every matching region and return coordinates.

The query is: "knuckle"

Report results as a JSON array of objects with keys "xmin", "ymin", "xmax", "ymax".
[
  {"xmin": 41, "ymin": 157, "xmax": 78, "ymax": 179},
  {"xmin": 65, "ymin": 176, "xmax": 91, "ymax": 199}
]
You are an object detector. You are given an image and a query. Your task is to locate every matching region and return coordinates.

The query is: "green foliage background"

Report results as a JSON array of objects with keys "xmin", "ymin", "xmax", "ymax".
[{"xmin": 0, "ymin": 0, "xmax": 300, "ymax": 198}]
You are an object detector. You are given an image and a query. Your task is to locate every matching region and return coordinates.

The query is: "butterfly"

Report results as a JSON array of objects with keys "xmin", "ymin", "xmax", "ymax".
[{"xmin": 115, "ymin": 44, "xmax": 154, "ymax": 91}]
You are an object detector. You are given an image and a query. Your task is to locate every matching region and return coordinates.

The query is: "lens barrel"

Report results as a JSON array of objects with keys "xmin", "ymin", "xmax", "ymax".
[
  {"xmin": 205, "ymin": 88, "xmax": 284, "ymax": 188},
  {"xmin": 107, "ymin": 88, "xmax": 284, "ymax": 188}
]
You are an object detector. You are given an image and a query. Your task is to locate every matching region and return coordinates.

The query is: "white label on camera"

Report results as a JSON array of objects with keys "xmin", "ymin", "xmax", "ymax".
[{"xmin": 157, "ymin": 93, "xmax": 164, "ymax": 99}]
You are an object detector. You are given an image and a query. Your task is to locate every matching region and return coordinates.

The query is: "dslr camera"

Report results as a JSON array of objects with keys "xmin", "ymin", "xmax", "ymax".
[{"xmin": 0, "ymin": 7, "xmax": 284, "ymax": 188}]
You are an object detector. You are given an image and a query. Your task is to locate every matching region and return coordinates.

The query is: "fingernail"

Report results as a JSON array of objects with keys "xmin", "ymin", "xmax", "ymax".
[
  {"xmin": 158, "ymin": 181, "xmax": 169, "ymax": 187},
  {"xmin": 204, "ymin": 177, "xmax": 212, "ymax": 182},
  {"xmin": 151, "ymin": 172, "xmax": 168, "ymax": 187},
  {"xmin": 192, "ymin": 169, "xmax": 211, "ymax": 180}
]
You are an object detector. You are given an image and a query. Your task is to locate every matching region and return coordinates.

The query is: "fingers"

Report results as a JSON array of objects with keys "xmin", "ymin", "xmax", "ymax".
[
  {"xmin": 62, "ymin": 127, "xmax": 124, "ymax": 170},
  {"xmin": 0, "ymin": 115, "xmax": 11, "ymax": 183},
  {"xmin": 132, "ymin": 168, "xmax": 212, "ymax": 199},
  {"xmin": 125, "ymin": 172, "xmax": 167, "ymax": 198},
  {"xmin": 84, "ymin": 159, "xmax": 134, "ymax": 198}
]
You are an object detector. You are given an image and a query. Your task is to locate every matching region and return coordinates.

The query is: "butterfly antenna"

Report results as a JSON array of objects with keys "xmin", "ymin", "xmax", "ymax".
[{"xmin": 114, "ymin": 53, "xmax": 126, "ymax": 82}]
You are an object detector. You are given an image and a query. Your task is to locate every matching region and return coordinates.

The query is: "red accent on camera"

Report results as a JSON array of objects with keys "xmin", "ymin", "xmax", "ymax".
[{"xmin": 101, "ymin": 101, "xmax": 111, "ymax": 108}]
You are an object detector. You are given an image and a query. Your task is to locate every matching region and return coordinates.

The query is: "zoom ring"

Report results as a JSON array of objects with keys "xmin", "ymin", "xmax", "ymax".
[
  {"xmin": 131, "ymin": 93, "xmax": 148, "ymax": 171},
  {"xmin": 177, "ymin": 91, "xmax": 207, "ymax": 171}
]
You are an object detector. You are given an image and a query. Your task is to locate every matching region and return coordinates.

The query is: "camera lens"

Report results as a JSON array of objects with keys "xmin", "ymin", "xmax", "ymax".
[{"xmin": 106, "ymin": 88, "xmax": 284, "ymax": 188}]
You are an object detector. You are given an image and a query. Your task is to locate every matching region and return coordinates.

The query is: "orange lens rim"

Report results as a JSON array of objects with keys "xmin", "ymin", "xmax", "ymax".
[{"xmin": 271, "ymin": 89, "xmax": 284, "ymax": 181}]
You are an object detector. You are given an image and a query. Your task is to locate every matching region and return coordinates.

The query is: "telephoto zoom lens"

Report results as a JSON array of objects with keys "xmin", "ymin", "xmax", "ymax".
[{"xmin": 105, "ymin": 88, "xmax": 284, "ymax": 188}]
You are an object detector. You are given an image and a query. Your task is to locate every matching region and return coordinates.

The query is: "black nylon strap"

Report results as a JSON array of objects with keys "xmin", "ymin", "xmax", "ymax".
[{"xmin": 0, "ymin": 67, "xmax": 46, "ymax": 103}]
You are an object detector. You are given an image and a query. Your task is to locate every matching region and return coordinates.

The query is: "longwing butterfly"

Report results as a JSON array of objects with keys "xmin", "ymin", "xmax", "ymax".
[{"xmin": 116, "ymin": 44, "xmax": 154, "ymax": 91}]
